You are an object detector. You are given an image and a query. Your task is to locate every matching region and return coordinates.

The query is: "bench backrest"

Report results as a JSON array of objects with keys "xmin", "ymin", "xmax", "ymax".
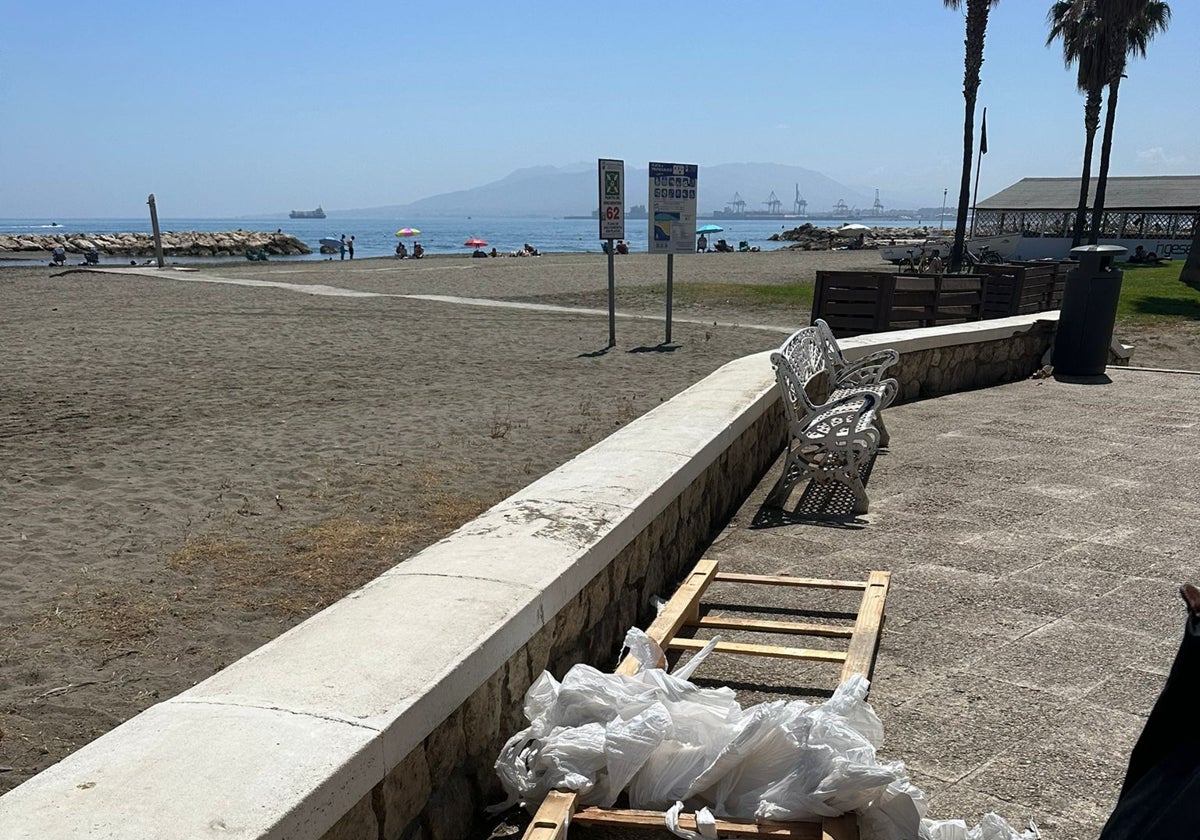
[{"xmin": 770, "ymin": 327, "xmax": 830, "ymax": 422}]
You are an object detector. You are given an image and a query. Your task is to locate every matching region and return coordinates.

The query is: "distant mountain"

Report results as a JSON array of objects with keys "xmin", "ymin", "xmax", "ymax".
[{"xmin": 329, "ymin": 163, "xmax": 923, "ymax": 219}]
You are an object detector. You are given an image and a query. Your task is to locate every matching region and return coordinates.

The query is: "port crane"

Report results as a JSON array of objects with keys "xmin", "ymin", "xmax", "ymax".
[
  {"xmin": 763, "ymin": 191, "xmax": 783, "ymax": 214},
  {"xmin": 794, "ymin": 184, "xmax": 807, "ymax": 216},
  {"xmin": 872, "ymin": 189, "xmax": 884, "ymax": 216},
  {"xmin": 724, "ymin": 192, "xmax": 747, "ymax": 214}
]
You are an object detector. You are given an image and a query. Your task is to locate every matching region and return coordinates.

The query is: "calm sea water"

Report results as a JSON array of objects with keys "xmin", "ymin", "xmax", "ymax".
[{"xmin": 1, "ymin": 216, "xmax": 942, "ymax": 263}]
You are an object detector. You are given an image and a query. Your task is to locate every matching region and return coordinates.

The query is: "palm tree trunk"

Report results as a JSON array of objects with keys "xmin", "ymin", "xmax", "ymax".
[
  {"xmin": 1072, "ymin": 88, "xmax": 1102, "ymax": 247},
  {"xmin": 950, "ymin": 0, "xmax": 991, "ymax": 273},
  {"xmin": 1089, "ymin": 76, "xmax": 1122, "ymax": 244}
]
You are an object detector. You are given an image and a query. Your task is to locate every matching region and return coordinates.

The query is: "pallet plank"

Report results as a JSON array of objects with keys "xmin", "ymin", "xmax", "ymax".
[
  {"xmin": 692, "ymin": 615, "xmax": 855, "ymax": 638},
  {"xmin": 616, "ymin": 560, "xmax": 719, "ymax": 676},
  {"xmin": 667, "ymin": 637, "xmax": 848, "ymax": 663},
  {"xmin": 840, "ymin": 570, "xmax": 891, "ymax": 682},
  {"xmin": 713, "ymin": 572, "xmax": 867, "ymax": 591},
  {"xmin": 574, "ymin": 807, "xmax": 823, "ymax": 839}
]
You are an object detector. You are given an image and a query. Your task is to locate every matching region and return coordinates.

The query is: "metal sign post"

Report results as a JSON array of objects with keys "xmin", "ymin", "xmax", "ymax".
[
  {"xmin": 598, "ymin": 159, "xmax": 625, "ymax": 348},
  {"xmin": 647, "ymin": 162, "xmax": 698, "ymax": 345},
  {"xmin": 147, "ymin": 194, "xmax": 165, "ymax": 268}
]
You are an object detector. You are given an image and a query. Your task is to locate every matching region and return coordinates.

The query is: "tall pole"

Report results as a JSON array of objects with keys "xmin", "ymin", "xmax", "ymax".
[
  {"xmin": 606, "ymin": 240, "xmax": 616, "ymax": 348},
  {"xmin": 941, "ymin": 188, "xmax": 947, "ymax": 230},
  {"xmin": 665, "ymin": 254, "xmax": 674, "ymax": 345},
  {"xmin": 969, "ymin": 108, "xmax": 985, "ymax": 239},
  {"xmin": 147, "ymin": 194, "xmax": 165, "ymax": 268}
]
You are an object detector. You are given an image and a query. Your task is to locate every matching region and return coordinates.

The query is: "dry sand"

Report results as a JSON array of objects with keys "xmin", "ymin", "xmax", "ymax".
[{"xmin": 1, "ymin": 249, "xmax": 1196, "ymax": 792}]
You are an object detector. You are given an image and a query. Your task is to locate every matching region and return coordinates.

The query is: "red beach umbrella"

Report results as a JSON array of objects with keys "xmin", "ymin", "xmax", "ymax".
[{"xmin": 464, "ymin": 238, "xmax": 488, "ymax": 248}]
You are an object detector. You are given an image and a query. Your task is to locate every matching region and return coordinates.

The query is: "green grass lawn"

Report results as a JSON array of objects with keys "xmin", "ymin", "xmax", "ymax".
[
  {"xmin": 1117, "ymin": 262, "xmax": 1200, "ymax": 322},
  {"xmin": 657, "ymin": 262, "xmax": 1199, "ymax": 325}
]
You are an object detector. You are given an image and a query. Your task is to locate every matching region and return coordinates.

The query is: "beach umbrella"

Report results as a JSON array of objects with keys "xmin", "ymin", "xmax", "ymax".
[
  {"xmin": 464, "ymin": 238, "xmax": 488, "ymax": 248},
  {"xmin": 395, "ymin": 227, "xmax": 421, "ymax": 238},
  {"xmin": 696, "ymin": 224, "xmax": 724, "ymax": 235},
  {"xmin": 836, "ymin": 224, "xmax": 871, "ymax": 235}
]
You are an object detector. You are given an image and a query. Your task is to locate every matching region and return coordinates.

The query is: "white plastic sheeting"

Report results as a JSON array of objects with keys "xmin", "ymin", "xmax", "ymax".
[{"xmin": 495, "ymin": 629, "xmax": 1036, "ymax": 840}]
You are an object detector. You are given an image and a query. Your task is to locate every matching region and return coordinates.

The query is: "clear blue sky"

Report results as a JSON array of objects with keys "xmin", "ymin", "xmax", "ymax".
[{"xmin": 3, "ymin": 0, "xmax": 1196, "ymax": 218}]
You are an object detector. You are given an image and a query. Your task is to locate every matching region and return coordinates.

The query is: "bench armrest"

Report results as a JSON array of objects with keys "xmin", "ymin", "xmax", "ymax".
[{"xmin": 835, "ymin": 349, "xmax": 900, "ymax": 386}]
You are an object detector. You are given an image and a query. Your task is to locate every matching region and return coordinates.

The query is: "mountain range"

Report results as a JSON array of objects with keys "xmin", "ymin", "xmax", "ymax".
[{"xmin": 324, "ymin": 163, "xmax": 927, "ymax": 219}]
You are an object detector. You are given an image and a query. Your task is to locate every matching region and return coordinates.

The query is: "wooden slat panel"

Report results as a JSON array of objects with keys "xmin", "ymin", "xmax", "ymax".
[
  {"xmin": 617, "ymin": 560, "xmax": 720, "ymax": 676},
  {"xmin": 692, "ymin": 615, "xmax": 856, "ymax": 638},
  {"xmin": 522, "ymin": 790, "xmax": 578, "ymax": 840},
  {"xmin": 574, "ymin": 807, "xmax": 824, "ymax": 839},
  {"xmin": 667, "ymin": 637, "xmax": 848, "ymax": 663},
  {"xmin": 714, "ymin": 572, "xmax": 868, "ymax": 590},
  {"xmin": 839, "ymin": 570, "xmax": 891, "ymax": 684}
]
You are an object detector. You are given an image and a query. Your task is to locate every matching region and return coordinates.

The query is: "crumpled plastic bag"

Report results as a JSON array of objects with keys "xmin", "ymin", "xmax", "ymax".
[{"xmin": 494, "ymin": 628, "xmax": 1037, "ymax": 840}]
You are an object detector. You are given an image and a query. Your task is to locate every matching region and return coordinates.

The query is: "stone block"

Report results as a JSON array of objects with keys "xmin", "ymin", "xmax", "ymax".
[
  {"xmin": 380, "ymin": 746, "xmax": 434, "ymax": 840},
  {"xmin": 423, "ymin": 709, "xmax": 466, "ymax": 782},
  {"xmin": 320, "ymin": 790, "xmax": 378, "ymax": 840},
  {"xmin": 421, "ymin": 773, "xmax": 476, "ymax": 840}
]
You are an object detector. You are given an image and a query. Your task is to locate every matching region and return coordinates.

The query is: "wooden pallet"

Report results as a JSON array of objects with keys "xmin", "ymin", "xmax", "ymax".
[{"xmin": 519, "ymin": 559, "xmax": 891, "ymax": 840}]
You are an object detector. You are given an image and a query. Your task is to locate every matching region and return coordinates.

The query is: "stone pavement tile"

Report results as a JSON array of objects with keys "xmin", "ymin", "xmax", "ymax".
[
  {"xmin": 964, "ymin": 617, "xmax": 1146, "ymax": 699},
  {"xmin": 704, "ymin": 528, "xmax": 842, "ymax": 568},
  {"xmin": 1145, "ymin": 554, "xmax": 1200, "ymax": 587},
  {"xmin": 877, "ymin": 676, "xmax": 1066, "ymax": 784},
  {"xmin": 1082, "ymin": 665, "xmax": 1166, "ymax": 715},
  {"xmin": 868, "ymin": 660, "xmax": 952, "ymax": 714},
  {"xmin": 953, "ymin": 496, "xmax": 1058, "ymax": 530},
  {"xmin": 922, "ymin": 597, "xmax": 1054, "ymax": 644},
  {"xmin": 1022, "ymin": 502, "xmax": 1144, "ymax": 543},
  {"xmin": 1008, "ymin": 556, "xmax": 1130, "ymax": 598},
  {"xmin": 948, "ymin": 573, "xmax": 1085, "ymax": 619},
  {"xmin": 1073, "ymin": 576, "xmax": 1191, "ymax": 639},
  {"xmin": 921, "ymin": 783, "xmax": 1049, "ymax": 839},
  {"xmin": 1053, "ymin": 540, "xmax": 1158, "ymax": 575},
  {"xmin": 957, "ymin": 529, "xmax": 1077, "ymax": 573},
  {"xmin": 958, "ymin": 701, "xmax": 1143, "ymax": 833},
  {"xmin": 878, "ymin": 617, "xmax": 997, "ymax": 679}
]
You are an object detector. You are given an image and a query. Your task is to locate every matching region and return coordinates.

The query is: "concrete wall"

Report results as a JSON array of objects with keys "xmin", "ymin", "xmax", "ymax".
[{"xmin": 0, "ymin": 314, "xmax": 1058, "ymax": 840}]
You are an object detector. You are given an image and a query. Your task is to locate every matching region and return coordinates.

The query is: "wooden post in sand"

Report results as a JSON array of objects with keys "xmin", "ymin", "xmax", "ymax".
[{"xmin": 147, "ymin": 194, "xmax": 165, "ymax": 268}]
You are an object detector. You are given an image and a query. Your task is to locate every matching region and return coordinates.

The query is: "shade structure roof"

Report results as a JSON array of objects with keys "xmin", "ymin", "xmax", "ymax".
[{"xmin": 977, "ymin": 176, "xmax": 1200, "ymax": 212}]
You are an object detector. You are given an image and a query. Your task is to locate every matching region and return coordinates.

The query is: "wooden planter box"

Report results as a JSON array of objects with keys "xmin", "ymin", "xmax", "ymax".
[
  {"xmin": 974, "ymin": 260, "xmax": 1067, "ymax": 318},
  {"xmin": 812, "ymin": 271, "xmax": 985, "ymax": 337}
]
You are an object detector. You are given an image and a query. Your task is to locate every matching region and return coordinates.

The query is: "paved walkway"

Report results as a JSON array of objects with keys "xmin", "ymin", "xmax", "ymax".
[{"xmin": 689, "ymin": 366, "xmax": 1200, "ymax": 837}]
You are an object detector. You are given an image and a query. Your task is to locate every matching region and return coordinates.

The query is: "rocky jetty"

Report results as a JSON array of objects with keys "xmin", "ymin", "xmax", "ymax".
[
  {"xmin": 0, "ymin": 231, "xmax": 312, "ymax": 258},
  {"xmin": 769, "ymin": 223, "xmax": 937, "ymax": 251}
]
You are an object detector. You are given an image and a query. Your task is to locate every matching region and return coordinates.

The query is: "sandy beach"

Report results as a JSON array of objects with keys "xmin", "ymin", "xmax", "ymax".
[{"xmin": 1, "ymin": 249, "xmax": 1197, "ymax": 792}]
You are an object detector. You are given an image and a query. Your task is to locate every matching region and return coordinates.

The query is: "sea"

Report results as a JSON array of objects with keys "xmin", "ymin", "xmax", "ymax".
[{"xmin": 0, "ymin": 216, "xmax": 942, "ymax": 264}]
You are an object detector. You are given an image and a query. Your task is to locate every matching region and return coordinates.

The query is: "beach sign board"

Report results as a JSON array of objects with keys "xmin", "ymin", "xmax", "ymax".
[
  {"xmin": 647, "ymin": 162, "xmax": 698, "ymax": 255},
  {"xmin": 598, "ymin": 159, "xmax": 625, "ymax": 241}
]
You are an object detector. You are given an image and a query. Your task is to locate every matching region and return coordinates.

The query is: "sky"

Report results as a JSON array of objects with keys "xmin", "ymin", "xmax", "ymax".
[{"xmin": 2, "ymin": 0, "xmax": 1196, "ymax": 218}]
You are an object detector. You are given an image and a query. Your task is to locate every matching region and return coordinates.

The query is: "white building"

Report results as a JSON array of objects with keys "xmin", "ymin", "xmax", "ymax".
[{"xmin": 974, "ymin": 175, "xmax": 1198, "ymax": 260}]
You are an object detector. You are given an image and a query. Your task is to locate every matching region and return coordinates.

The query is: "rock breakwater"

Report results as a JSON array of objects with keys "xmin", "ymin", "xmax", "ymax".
[
  {"xmin": 0, "ymin": 231, "xmax": 312, "ymax": 258},
  {"xmin": 769, "ymin": 223, "xmax": 937, "ymax": 251}
]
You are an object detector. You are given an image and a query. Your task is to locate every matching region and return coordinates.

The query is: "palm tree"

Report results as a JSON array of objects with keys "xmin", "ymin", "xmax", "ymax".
[
  {"xmin": 1087, "ymin": 0, "xmax": 1171, "ymax": 244},
  {"xmin": 945, "ymin": 0, "xmax": 1001, "ymax": 273},
  {"xmin": 1047, "ymin": 0, "xmax": 1108, "ymax": 247}
]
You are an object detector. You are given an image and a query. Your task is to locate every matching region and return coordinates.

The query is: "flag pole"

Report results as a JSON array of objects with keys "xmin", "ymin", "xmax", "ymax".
[{"xmin": 969, "ymin": 107, "xmax": 986, "ymax": 238}]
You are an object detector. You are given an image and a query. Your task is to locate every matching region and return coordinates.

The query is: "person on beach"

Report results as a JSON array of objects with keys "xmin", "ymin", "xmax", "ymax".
[
  {"xmin": 697, "ymin": 233, "xmax": 708, "ymax": 252},
  {"xmin": 395, "ymin": 241, "xmax": 408, "ymax": 258},
  {"xmin": 50, "ymin": 245, "xmax": 66, "ymax": 266},
  {"xmin": 339, "ymin": 235, "xmax": 346, "ymax": 260},
  {"xmin": 412, "ymin": 243, "xmax": 424, "ymax": 259},
  {"xmin": 616, "ymin": 240, "xmax": 629, "ymax": 255},
  {"xmin": 348, "ymin": 236, "xmax": 355, "ymax": 260}
]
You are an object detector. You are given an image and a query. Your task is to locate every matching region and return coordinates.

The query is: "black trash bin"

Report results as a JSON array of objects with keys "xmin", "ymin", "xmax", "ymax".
[{"xmin": 1052, "ymin": 244, "xmax": 1126, "ymax": 377}]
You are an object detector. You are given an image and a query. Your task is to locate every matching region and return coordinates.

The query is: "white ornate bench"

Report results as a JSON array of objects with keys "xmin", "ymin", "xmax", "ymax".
[{"xmin": 767, "ymin": 325, "xmax": 899, "ymax": 514}]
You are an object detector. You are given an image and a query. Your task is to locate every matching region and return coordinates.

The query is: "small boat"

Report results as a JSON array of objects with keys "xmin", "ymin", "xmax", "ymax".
[
  {"xmin": 319, "ymin": 237, "xmax": 342, "ymax": 249},
  {"xmin": 878, "ymin": 233, "xmax": 1020, "ymax": 263}
]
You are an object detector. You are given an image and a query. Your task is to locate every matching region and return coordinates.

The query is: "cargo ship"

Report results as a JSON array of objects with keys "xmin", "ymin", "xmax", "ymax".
[{"xmin": 289, "ymin": 206, "xmax": 326, "ymax": 219}]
